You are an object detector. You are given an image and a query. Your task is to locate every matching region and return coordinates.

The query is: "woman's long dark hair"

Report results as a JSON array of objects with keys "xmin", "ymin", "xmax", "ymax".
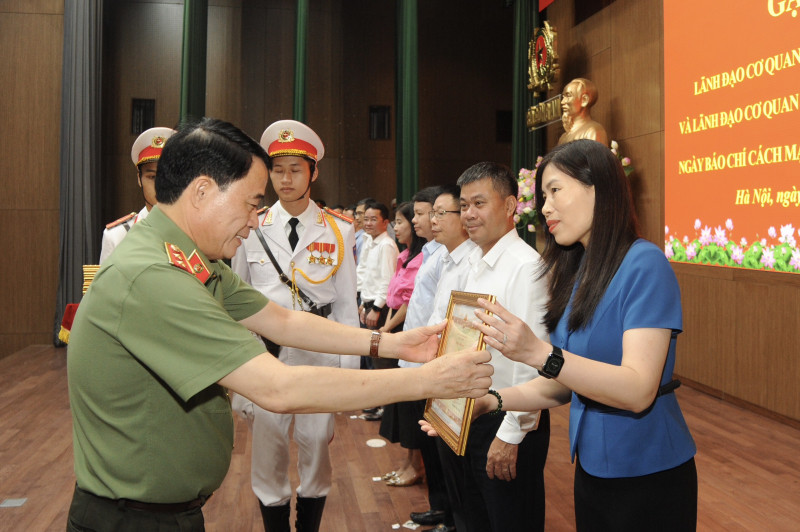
[
  {"xmin": 396, "ymin": 201, "xmax": 425, "ymax": 267},
  {"xmin": 534, "ymin": 140, "xmax": 641, "ymax": 333}
]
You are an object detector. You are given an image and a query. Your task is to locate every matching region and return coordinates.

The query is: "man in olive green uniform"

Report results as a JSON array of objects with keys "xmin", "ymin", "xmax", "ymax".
[{"xmin": 66, "ymin": 118, "xmax": 492, "ymax": 532}]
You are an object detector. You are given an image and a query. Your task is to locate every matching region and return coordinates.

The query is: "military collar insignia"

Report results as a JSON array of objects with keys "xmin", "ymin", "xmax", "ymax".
[
  {"xmin": 165, "ymin": 242, "xmax": 211, "ymax": 283},
  {"xmin": 261, "ymin": 208, "xmax": 274, "ymax": 226}
]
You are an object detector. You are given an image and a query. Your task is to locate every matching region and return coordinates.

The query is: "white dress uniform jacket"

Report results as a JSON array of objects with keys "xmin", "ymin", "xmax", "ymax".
[
  {"xmin": 230, "ymin": 200, "xmax": 359, "ymax": 506},
  {"xmin": 99, "ymin": 206, "xmax": 149, "ymax": 265}
]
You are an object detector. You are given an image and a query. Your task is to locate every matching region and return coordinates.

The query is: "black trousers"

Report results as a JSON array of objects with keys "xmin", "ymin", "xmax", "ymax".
[
  {"xmin": 574, "ymin": 457, "xmax": 697, "ymax": 532},
  {"xmin": 416, "ymin": 407, "xmax": 454, "ymax": 525},
  {"xmin": 66, "ymin": 486, "xmax": 205, "ymax": 532},
  {"xmin": 437, "ymin": 410, "xmax": 550, "ymax": 532}
]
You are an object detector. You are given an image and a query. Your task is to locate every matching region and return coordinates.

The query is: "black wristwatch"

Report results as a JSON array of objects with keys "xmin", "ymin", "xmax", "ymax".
[{"xmin": 538, "ymin": 346, "xmax": 564, "ymax": 379}]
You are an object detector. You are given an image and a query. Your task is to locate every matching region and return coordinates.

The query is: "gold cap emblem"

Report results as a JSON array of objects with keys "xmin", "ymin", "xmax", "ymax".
[
  {"xmin": 278, "ymin": 129, "xmax": 295, "ymax": 143},
  {"xmin": 151, "ymin": 136, "xmax": 167, "ymax": 149}
]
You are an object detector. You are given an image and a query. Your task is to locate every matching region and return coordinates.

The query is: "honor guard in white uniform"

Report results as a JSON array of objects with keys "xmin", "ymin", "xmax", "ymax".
[
  {"xmin": 231, "ymin": 120, "xmax": 359, "ymax": 532},
  {"xmin": 99, "ymin": 127, "xmax": 176, "ymax": 264}
]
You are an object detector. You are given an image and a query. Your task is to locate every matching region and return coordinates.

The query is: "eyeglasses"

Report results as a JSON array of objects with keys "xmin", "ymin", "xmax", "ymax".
[{"xmin": 428, "ymin": 209, "xmax": 461, "ymax": 220}]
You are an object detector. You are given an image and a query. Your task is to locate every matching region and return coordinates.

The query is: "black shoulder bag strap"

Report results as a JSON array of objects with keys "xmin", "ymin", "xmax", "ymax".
[{"xmin": 253, "ymin": 228, "xmax": 318, "ymax": 311}]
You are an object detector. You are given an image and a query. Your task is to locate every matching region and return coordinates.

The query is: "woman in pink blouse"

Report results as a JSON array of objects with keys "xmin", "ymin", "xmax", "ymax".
[
  {"xmin": 380, "ymin": 202, "xmax": 425, "ymax": 334},
  {"xmin": 379, "ymin": 202, "xmax": 427, "ymax": 486}
]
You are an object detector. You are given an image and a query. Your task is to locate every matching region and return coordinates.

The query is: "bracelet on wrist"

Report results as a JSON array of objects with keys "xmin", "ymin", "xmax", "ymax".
[{"xmin": 487, "ymin": 389, "xmax": 503, "ymax": 415}]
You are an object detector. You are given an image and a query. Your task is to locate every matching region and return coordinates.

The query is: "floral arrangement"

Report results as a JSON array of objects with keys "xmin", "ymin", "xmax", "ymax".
[
  {"xmin": 515, "ymin": 157, "xmax": 542, "ymax": 233},
  {"xmin": 665, "ymin": 219, "xmax": 800, "ymax": 273},
  {"xmin": 611, "ymin": 140, "xmax": 633, "ymax": 177}
]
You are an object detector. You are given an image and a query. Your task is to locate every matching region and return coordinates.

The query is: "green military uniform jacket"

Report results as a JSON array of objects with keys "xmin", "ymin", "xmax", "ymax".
[{"xmin": 68, "ymin": 206, "xmax": 268, "ymax": 503}]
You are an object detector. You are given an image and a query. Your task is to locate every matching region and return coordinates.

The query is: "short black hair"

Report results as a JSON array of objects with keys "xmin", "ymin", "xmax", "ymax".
[
  {"xmin": 364, "ymin": 201, "xmax": 389, "ymax": 221},
  {"xmin": 356, "ymin": 197, "xmax": 376, "ymax": 208},
  {"xmin": 156, "ymin": 117, "xmax": 268, "ymax": 204},
  {"xmin": 412, "ymin": 186, "xmax": 443, "ymax": 205},
  {"xmin": 436, "ymin": 184, "xmax": 461, "ymax": 205},
  {"xmin": 456, "ymin": 161, "xmax": 518, "ymax": 199}
]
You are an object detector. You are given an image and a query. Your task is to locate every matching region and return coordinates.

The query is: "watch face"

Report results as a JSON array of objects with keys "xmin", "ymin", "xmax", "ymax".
[{"xmin": 545, "ymin": 356, "xmax": 563, "ymax": 375}]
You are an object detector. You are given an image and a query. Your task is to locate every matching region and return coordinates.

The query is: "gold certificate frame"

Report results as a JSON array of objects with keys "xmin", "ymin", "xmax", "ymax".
[{"xmin": 423, "ymin": 290, "xmax": 495, "ymax": 456}]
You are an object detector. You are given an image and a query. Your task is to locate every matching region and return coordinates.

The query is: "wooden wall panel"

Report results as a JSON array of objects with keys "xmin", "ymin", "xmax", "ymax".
[
  {"xmin": 624, "ymin": 131, "xmax": 662, "ymax": 242},
  {"xmin": 339, "ymin": 0, "xmax": 397, "ymax": 205},
  {"xmin": 206, "ymin": 3, "xmax": 243, "ymax": 126},
  {"xmin": 732, "ymin": 279, "xmax": 800, "ymax": 419},
  {"xmin": 101, "ymin": 2, "xmax": 183, "ymax": 228},
  {"xmin": 338, "ymin": 157, "xmax": 396, "ymax": 209},
  {"xmin": 305, "ymin": 0, "xmax": 343, "ymax": 206},
  {"xmin": 417, "ymin": 1, "xmax": 513, "ymax": 191},
  {"xmin": 609, "ymin": 0, "xmax": 663, "ymax": 139},
  {"xmin": 675, "ymin": 264, "xmax": 800, "ymax": 421},
  {"xmin": 673, "ymin": 266, "xmax": 736, "ymax": 390},
  {"xmin": 0, "ymin": 211, "xmax": 60, "ymax": 337},
  {"xmin": 0, "ymin": 6, "xmax": 62, "ymax": 358},
  {"xmin": 0, "ymin": 0, "xmax": 61, "ymax": 12},
  {"xmin": 0, "ymin": 12, "xmax": 63, "ymax": 212}
]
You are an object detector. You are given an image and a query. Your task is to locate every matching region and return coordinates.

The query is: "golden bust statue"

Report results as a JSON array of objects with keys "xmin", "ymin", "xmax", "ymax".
[{"xmin": 557, "ymin": 78, "xmax": 609, "ymax": 146}]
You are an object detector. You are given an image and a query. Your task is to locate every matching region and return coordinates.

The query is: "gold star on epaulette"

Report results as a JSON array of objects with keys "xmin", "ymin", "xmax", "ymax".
[{"xmin": 165, "ymin": 242, "xmax": 211, "ymax": 283}]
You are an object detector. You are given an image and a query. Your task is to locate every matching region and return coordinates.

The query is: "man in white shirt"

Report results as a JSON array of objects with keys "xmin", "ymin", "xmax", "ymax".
[
  {"xmin": 357, "ymin": 202, "xmax": 398, "ymax": 332},
  {"xmin": 231, "ymin": 120, "xmax": 359, "ymax": 532},
  {"xmin": 99, "ymin": 127, "xmax": 176, "ymax": 264},
  {"xmin": 353, "ymin": 197, "xmax": 374, "ymax": 267},
  {"xmin": 439, "ymin": 162, "xmax": 550, "ymax": 532},
  {"xmin": 427, "ymin": 184, "xmax": 478, "ymax": 327}
]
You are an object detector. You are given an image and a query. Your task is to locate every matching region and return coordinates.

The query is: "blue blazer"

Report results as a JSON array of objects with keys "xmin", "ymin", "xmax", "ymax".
[{"xmin": 551, "ymin": 239, "xmax": 696, "ymax": 478}]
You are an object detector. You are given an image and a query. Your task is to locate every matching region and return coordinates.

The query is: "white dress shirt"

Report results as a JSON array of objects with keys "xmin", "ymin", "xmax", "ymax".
[
  {"xmin": 356, "ymin": 231, "xmax": 398, "ymax": 309},
  {"xmin": 273, "ymin": 201, "xmax": 317, "ymax": 243},
  {"xmin": 463, "ymin": 229, "xmax": 549, "ymax": 445},
  {"xmin": 355, "ymin": 233, "xmax": 372, "ymax": 293},
  {"xmin": 426, "ymin": 238, "xmax": 479, "ymax": 327}
]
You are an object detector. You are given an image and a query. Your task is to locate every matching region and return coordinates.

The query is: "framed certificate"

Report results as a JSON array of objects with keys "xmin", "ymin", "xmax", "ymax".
[{"xmin": 423, "ymin": 290, "xmax": 495, "ymax": 456}]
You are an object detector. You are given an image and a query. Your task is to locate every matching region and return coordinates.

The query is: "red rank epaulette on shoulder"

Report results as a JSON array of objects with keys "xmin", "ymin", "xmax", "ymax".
[
  {"xmin": 164, "ymin": 242, "xmax": 212, "ymax": 284},
  {"xmin": 105, "ymin": 212, "xmax": 137, "ymax": 229},
  {"xmin": 257, "ymin": 206, "xmax": 268, "ymax": 215},
  {"xmin": 323, "ymin": 207, "xmax": 353, "ymax": 224}
]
